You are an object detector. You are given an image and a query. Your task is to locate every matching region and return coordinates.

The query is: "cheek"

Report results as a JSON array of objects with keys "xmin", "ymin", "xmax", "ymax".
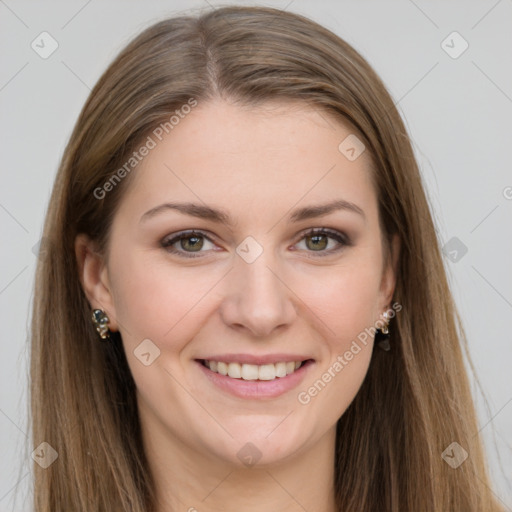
[
  {"xmin": 291, "ymin": 259, "xmax": 382, "ymax": 345},
  {"xmin": 108, "ymin": 248, "xmax": 223, "ymax": 349},
  {"xmin": 292, "ymin": 265, "xmax": 379, "ymax": 422}
]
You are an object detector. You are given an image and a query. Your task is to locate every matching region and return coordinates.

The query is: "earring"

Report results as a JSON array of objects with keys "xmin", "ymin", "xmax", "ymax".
[
  {"xmin": 375, "ymin": 310, "xmax": 391, "ymax": 351},
  {"xmin": 92, "ymin": 309, "xmax": 111, "ymax": 340}
]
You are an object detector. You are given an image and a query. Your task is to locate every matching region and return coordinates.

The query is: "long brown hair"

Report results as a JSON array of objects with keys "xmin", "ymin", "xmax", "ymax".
[{"xmin": 29, "ymin": 5, "xmax": 503, "ymax": 511}]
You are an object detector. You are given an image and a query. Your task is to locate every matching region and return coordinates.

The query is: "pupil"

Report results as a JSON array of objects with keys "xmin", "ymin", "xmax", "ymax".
[
  {"xmin": 182, "ymin": 235, "xmax": 203, "ymax": 251},
  {"xmin": 307, "ymin": 235, "xmax": 327, "ymax": 251}
]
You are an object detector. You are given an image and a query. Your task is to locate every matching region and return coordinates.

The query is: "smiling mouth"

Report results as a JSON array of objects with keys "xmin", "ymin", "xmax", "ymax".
[{"xmin": 196, "ymin": 359, "xmax": 314, "ymax": 381}]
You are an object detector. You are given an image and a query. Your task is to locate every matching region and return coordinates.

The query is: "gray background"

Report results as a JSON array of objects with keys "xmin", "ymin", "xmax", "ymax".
[{"xmin": 1, "ymin": 0, "xmax": 511, "ymax": 510}]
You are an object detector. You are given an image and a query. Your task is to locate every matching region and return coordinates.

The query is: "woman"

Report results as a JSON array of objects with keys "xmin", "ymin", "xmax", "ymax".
[{"xmin": 30, "ymin": 5, "xmax": 503, "ymax": 511}]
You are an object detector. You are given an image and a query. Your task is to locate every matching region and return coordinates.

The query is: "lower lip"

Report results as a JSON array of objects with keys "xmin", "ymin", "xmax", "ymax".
[{"xmin": 195, "ymin": 359, "xmax": 315, "ymax": 399}]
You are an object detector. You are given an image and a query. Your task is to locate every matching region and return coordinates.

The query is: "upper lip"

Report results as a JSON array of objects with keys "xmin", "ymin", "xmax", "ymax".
[{"xmin": 196, "ymin": 353, "xmax": 314, "ymax": 365}]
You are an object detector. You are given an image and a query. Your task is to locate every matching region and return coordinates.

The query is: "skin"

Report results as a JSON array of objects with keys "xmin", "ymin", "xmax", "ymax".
[{"xmin": 76, "ymin": 98, "xmax": 399, "ymax": 512}]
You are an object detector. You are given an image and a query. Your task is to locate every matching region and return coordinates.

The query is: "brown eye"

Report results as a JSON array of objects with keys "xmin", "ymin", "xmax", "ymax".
[
  {"xmin": 161, "ymin": 230, "xmax": 216, "ymax": 258},
  {"xmin": 295, "ymin": 228, "xmax": 350, "ymax": 256},
  {"xmin": 305, "ymin": 233, "xmax": 329, "ymax": 251},
  {"xmin": 179, "ymin": 234, "xmax": 204, "ymax": 252}
]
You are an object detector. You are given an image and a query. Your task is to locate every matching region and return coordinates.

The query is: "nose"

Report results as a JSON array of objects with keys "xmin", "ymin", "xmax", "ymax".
[{"xmin": 219, "ymin": 250, "xmax": 297, "ymax": 338}]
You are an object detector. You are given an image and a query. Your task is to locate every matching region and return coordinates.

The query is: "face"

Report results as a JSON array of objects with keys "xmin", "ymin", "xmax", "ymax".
[{"xmin": 77, "ymin": 98, "xmax": 397, "ymax": 468}]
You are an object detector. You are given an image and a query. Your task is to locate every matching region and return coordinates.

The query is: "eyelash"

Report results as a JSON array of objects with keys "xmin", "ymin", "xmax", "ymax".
[{"xmin": 161, "ymin": 228, "xmax": 351, "ymax": 259}]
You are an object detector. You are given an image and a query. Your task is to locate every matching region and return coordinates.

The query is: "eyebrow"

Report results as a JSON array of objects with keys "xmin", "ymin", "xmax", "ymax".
[{"xmin": 139, "ymin": 199, "xmax": 366, "ymax": 226}]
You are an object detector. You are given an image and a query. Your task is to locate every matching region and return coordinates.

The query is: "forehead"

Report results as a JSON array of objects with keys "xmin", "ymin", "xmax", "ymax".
[{"xmin": 115, "ymin": 99, "xmax": 378, "ymax": 227}]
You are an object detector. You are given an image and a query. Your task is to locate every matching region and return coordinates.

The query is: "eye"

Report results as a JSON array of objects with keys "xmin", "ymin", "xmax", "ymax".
[
  {"xmin": 161, "ymin": 230, "xmax": 217, "ymax": 258},
  {"xmin": 293, "ymin": 228, "xmax": 349, "ymax": 256}
]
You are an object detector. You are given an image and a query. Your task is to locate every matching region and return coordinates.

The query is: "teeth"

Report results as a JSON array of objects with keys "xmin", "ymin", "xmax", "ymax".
[
  {"xmin": 203, "ymin": 359, "xmax": 306, "ymax": 381},
  {"xmin": 217, "ymin": 361, "xmax": 228, "ymax": 376},
  {"xmin": 275, "ymin": 362, "xmax": 287, "ymax": 378}
]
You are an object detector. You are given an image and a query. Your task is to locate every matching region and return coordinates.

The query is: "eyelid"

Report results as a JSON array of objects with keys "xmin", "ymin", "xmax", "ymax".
[{"xmin": 294, "ymin": 226, "xmax": 349, "ymax": 244}]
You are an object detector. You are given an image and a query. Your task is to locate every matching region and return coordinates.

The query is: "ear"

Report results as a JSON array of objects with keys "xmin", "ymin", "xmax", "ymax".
[
  {"xmin": 378, "ymin": 233, "xmax": 400, "ymax": 312},
  {"xmin": 75, "ymin": 233, "xmax": 118, "ymax": 331}
]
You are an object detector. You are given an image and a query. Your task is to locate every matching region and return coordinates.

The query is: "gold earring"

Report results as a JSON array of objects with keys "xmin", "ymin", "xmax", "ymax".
[{"xmin": 92, "ymin": 309, "xmax": 111, "ymax": 340}]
